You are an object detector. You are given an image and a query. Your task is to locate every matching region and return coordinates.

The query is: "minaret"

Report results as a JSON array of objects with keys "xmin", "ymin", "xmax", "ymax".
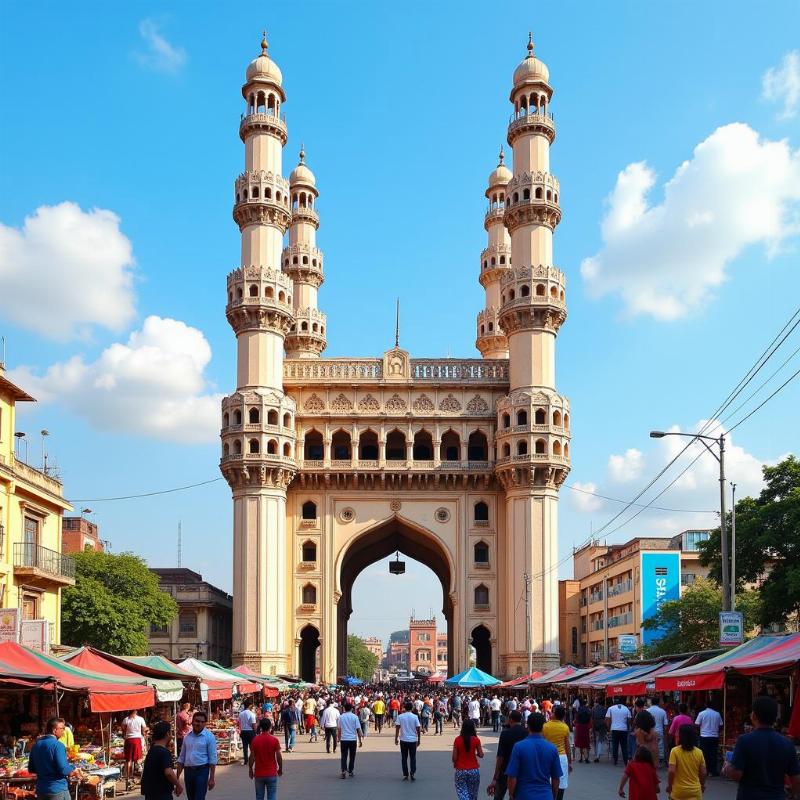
[
  {"xmin": 476, "ymin": 148, "xmax": 512, "ymax": 359},
  {"xmin": 284, "ymin": 146, "xmax": 327, "ymax": 358},
  {"xmin": 496, "ymin": 33, "xmax": 571, "ymax": 674},
  {"xmin": 220, "ymin": 33, "xmax": 296, "ymax": 673}
]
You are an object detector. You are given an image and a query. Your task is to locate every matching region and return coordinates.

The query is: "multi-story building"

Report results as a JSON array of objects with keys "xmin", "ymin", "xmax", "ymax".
[
  {"xmin": 436, "ymin": 632, "xmax": 448, "ymax": 674},
  {"xmin": 220, "ymin": 32, "xmax": 571, "ymax": 681},
  {"xmin": 148, "ymin": 568, "xmax": 233, "ymax": 665},
  {"xmin": 363, "ymin": 636, "xmax": 383, "ymax": 660},
  {"xmin": 561, "ymin": 532, "xmax": 711, "ymax": 664},
  {"xmin": 61, "ymin": 516, "xmax": 104, "ymax": 554},
  {"xmin": 386, "ymin": 640, "xmax": 409, "ymax": 671},
  {"xmin": 409, "ymin": 617, "xmax": 436, "ymax": 673},
  {"xmin": 0, "ymin": 367, "xmax": 74, "ymax": 645}
]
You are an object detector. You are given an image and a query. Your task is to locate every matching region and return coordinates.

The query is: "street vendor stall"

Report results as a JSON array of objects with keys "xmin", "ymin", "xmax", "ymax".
[
  {"xmin": 604, "ymin": 658, "xmax": 695, "ymax": 697},
  {"xmin": 530, "ymin": 665, "xmax": 578, "ymax": 686},
  {"xmin": 498, "ymin": 672, "xmax": 543, "ymax": 690}
]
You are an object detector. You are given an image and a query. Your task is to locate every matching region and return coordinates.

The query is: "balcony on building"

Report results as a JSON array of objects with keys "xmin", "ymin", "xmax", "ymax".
[{"xmin": 13, "ymin": 543, "xmax": 75, "ymax": 587}]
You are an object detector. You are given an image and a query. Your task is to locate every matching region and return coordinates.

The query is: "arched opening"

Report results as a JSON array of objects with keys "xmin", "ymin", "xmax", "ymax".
[
  {"xmin": 467, "ymin": 431, "xmax": 488, "ymax": 461},
  {"xmin": 331, "ymin": 429, "xmax": 352, "ymax": 460},
  {"xmin": 471, "ymin": 625, "xmax": 492, "ymax": 674},
  {"xmin": 299, "ymin": 625, "xmax": 320, "ymax": 683},
  {"xmin": 302, "ymin": 584, "xmax": 317, "ymax": 605},
  {"xmin": 474, "ymin": 541, "xmax": 489, "ymax": 565},
  {"xmin": 516, "ymin": 409, "xmax": 528, "ymax": 426},
  {"xmin": 502, "ymin": 413, "xmax": 511, "ymax": 429},
  {"xmin": 222, "ymin": 443, "xmax": 229, "ymax": 457},
  {"xmin": 233, "ymin": 439, "xmax": 242, "ymax": 455},
  {"xmin": 223, "ymin": 412, "xmax": 230, "ymax": 427},
  {"xmin": 440, "ymin": 429, "xmax": 460, "ymax": 461},
  {"xmin": 413, "ymin": 430, "xmax": 433, "ymax": 460},
  {"xmin": 553, "ymin": 440, "xmax": 562, "ymax": 456},
  {"xmin": 267, "ymin": 439, "xmax": 277, "ymax": 455},
  {"xmin": 553, "ymin": 410, "xmax": 562, "ymax": 427},
  {"xmin": 249, "ymin": 407, "xmax": 260, "ymax": 424},
  {"xmin": 302, "ymin": 540, "xmax": 317, "ymax": 562},
  {"xmin": 502, "ymin": 442, "xmax": 511, "ymax": 457},
  {"xmin": 233, "ymin": 409, "xmax": 242, "ymax": 425},
  {"xmin": 304, "ymin": 429, "xmax": 323, "ymax": 460},
  {"xmin": 535, "ymin": 408, "xmax": 546, "ymax": 425},
  {"xmin": 385, "ymin": 429, "xmax": 407, "ymax": 461},
  {"xmin": 283, "ymin": 442, "xmax": 291, "ymax": 457},
  {"xmin": 267, "ymin": 409, "xmax": 278, "ymax": 425},
  {"xmin": 517, "ymin": 440, "xmax": 528, "ymax": 456},
  {"xmin": 283, "ymin": 412, "xmax": 292, "ymax": 428},
  {"xmin": 358, "ymin": 429, "xmax": 379, "ymax": 460},
  {"xmin": 302, "ymin": 500, "xmax": 317, "ymax": 520},
  {"xmin": 248, "ymin": 284, "xmax": 258, "ymax": 297},
  {"xmin": 535, "ymin": 438, "xmax": 547, "ymax": 454},
  {"xmin": 474, "ymin": 501, "xmax": 489, "ymax": 522},
  {"xmin": 248, "ymin": 438, "xmax": 259, "ymax": 454},
  {"xmin": 338, "ymin": 517, "xmax": 454, "ymax": 679}
]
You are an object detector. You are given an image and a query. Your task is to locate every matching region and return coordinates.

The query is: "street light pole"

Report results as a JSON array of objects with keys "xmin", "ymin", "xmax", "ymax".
[
  {"xmin": 650, "ymin": 430, "xmax": 731, "ymax": 611},
  {"xmin": 731, "ymin": 483, "xmax": 737, "ymax": 612}
]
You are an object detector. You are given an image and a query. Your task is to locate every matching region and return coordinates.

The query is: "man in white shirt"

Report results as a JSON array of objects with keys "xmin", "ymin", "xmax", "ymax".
[
  {"xmin": 320, "ymin": 702, "xmax": 341, "ymax": 754},
  {"xmin": 605, "ymin": 698, "xmax": 632, "ymax": 766},
  {"xmin": 648, "ymin": 696, "xmax": 669, "ymax": 765},
  {"xmin": 337, "ymin": 702, "xmax": 363, "ymax": 779},
  {"xmin": 395, "ymin": 700, "xmax": 422, "ymax": 781},
  {"xmin": 490, "ymin": 695, "xmax": 502, "ymax": 732},
  {"xmin": 695, "ymin": 703, "xmax": 723, "ymax": 776},
  {"xmin": 238, "ymin": 699, "xmax": 257, "ymax": 766},
  {"xmin": 468, "ymin": 696, "xmax": 481, "ymax": 725}
]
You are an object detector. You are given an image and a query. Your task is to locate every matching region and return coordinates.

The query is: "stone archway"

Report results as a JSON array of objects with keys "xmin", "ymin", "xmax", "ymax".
[
  {"xmin": 337, "ymin": 515, "xmax": 454, "ymax": 679},
  {"xmin": 471, "ymin": 624, "xmax": 492, "ymax": 674},
  {"xmin": 299, "ymin": 624, "xmax": 320, "ymax": 683}
]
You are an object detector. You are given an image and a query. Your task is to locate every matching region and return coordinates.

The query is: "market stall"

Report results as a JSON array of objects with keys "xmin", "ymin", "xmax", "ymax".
[
  {"xmin": 529, "ymin": 665, "xmax": 579, "ymax": 687},
  {"xmin": 497, "ymin": 672, "xmax": 543, "ymax": 690},
  {"xmin": 604, "ymin": 658, "xmax": 695, "ymax": 698}
]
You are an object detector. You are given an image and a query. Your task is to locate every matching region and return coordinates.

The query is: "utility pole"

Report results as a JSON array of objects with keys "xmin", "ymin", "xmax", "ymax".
[
  {"xmin": 718, "ymin": 435, "xmax": 730, "ymax": 611},
  {"xmin": 731, "ymin": 483, "xmax": 737, "ymax": 612},
  {"xmin": 177, "ymin": 521, "xmax": 182, "ymax": 568},
  {"xmin": 524, "ymin": 572, "xmax": 532, "ymax": 676}
]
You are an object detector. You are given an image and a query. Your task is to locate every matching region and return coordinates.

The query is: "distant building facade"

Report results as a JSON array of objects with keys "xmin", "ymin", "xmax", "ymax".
[
  {"xmin": 409, "ymin": 617, "xmax": 436, "ymax": 673},
  {"xmin": 386, "ymin": 640, "xmax": 409, "ymax": 670},
  {"xmin": 363, "ymin": 636, "xmax": 383, "ymax": 660},
  {"xmin": 148, "ymin": 568, "xmax": 233, "ymax": 665},
  {"xmin": 436, "ymin": 632, "xmax": 448, "ymax": 674},
  {"xmin": 61, "ymin": 517, "xmax": 104, "ymax": 554}
]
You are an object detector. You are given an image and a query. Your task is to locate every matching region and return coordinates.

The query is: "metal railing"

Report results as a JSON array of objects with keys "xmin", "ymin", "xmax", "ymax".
[{"xmin": 14, "ymin": 543, "xmax": 75, "ymax": 579}]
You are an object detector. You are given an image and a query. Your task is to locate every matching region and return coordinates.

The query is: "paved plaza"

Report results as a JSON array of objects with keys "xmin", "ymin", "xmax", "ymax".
[{"xmin": 131, "ymin": 726, "xmax": 737, "ymax": 800}]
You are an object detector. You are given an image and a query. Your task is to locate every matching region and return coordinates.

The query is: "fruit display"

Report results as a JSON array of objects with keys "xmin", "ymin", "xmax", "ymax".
[{"xmin": 0, "ymin": 760, "xmax": 28, "ymax": 778}]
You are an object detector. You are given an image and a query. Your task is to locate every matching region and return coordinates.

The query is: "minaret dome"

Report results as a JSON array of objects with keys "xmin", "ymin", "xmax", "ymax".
[
  {"xmin": 245, "ymin": 31, "xmax": 285, "ymax": 99},
  {"xmin": 290, "ymin": 147, "xmax": 316, "ymax": 188},
  {"xmin": 487, "ymin": 148, "xmax": 512, "ymax": 192},
  {"xmin": 512, "ymin": 32, "xmax": 550, "ymax": 91}
]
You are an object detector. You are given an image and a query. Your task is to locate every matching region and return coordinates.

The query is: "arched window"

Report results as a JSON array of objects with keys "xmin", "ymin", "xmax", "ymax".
[
  {"xmin": 267, "ymin": 439, "xmax": 277, "ymax": 455},
  {"xmin": 233, "ymin": 409, "xmax": 242, "ymax": 425},
  {"xmin": 233, "ymin": 439, "xmax": 242, "ymax": 455},
  {"xmin": 267, "ymin": 409, "xmax": 278, "ymax": 425},
  {"xmin": 502, "ymin": 413, "xmax": 510, "ymax": 428},
  {"xmin": 516, "ymin": 409, "xmax": 528, "ymax": 426},
  {"xmin": 474, "ymin": 501, "xmax": 489, "ymax": 522},
  {"xmin": 523, "ymin": 188, "xmax": 530, "ymax": 200},
  {"xmin": 440, "ymin": 430, "xmax": 460, "ymax": 462},
  {"xmin": 564, "ymin": 442, "xmax": 570, "ymax": 457},
  {"xmin": 553, "ymin": 440, "xmax": 562, "ymax": 456},
  {"xmin": 251, "ymin": 187, "xmax": 259, "ymax": 199},
  {"xmin": 474, "ymin": 541, "xmax": 489, "ymax": 564},
  {"xmin": 302, "ymin": 540, "xmax": 317, "ymax": 562},
  {"xmin": 302, "ymin": 584, "xmax": 317, "ymax": 605},
  {"xmin": 502, "ymin": 442, "xmax": 511, "ymax": 457},
  {"xmin": 283, "ymin": 412, "xmax": 292, "ymax": 428},
  {"xmin": 304, "ymin": 430, "xmax": 323, "ymax": 460},
  {"xmin": 223, "ymin": 412, "xmax": 230, "ymax": 427},
  {"xmin": 302, "ymin": 500, "xmax": 317, "ymax": 520},
  {"xmin": 222, "ymin": 443, "xmax": 230, "ymax": 457},
  {"xmin": 331, "ymin": 429, "xmax": 352, "ymax": 460},
  {"xmin": 474, "ymin": 584, "xmax": 490, "ymax": 607},
  {"xmin": 553, "ymin": 410, "xmax": 562, "ymax": 427},
  {"xmin": 521, "ymin": 285, "xmax": 530, "ymax": 297},
  {"xmin": 517, "ymin": 440, "xmax": 528, "ymax": 456},
  {"xmin": 249, "ymin": 407, "xmax": 260, "ymax": 424},
  {"xmin": 385, "ymin": 429, "xmax": 407, "ymax": 461},
  {"xmin": 536, "ymin": 284, "xmax": 546, "ymax": 296},
  {"xmin": 249, "ymin": 284, "xmax": 258, "ymax": 297},
  {"xmin": 248, "ymin": 438, "xmax": 260, "ymax": 454},
  {"xmin": 535, "ymin": 187, "xmax": 543, "ymax": 199},
  {"xmin": 535, "ymin": 438, "xmax": 546, "ymax": 454},
  {"xmin": 535, "ymin": 408, "xmax": 546, "ymax": 425},
  {"xmin": 413, "ymin": 430, "xmax": 433, "ymax": 460},
  {"xmin": 179, "ymin": 611, "xmax": 197, "ymax": 637},
  {"xmin": 359, "ymin": 429, "xmax": 379, "ymax": 460},
  {"xmin": 283, "ymin": 442, "xmax": 291, "ymax": 457},
  {"xmin": 468, "ymin": 431, "xmax": 488, "ymax": 461},
  {"xmin": 265, "ymin": 286, "xmax": 274, "ymax": 298},
  {"xmin": 564, "ymin": 413, "xmax": 570, "ymax": 431}
]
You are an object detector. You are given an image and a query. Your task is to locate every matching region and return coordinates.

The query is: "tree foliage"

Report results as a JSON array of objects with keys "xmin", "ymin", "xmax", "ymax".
[
  {"xmin": 62, "ymin": 551, "xmax": 178, "ymax": 655},
  {"xmin": 346, "ymin": 635, "xmax": 378, "ymax": 681},
  {"xmin": 698, "ymin": 455, "xmax": 800, "ymax": 627},
  {"xmin": 641, "ymin": 578, "xmax": 761, "ymax": 657}
]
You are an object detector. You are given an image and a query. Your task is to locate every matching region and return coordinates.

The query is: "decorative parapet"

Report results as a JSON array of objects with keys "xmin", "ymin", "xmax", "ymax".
[
  {"xmin": 507, "ymin": 111, "xmax": 556, "ymax": 146},
  {"xmin": 239, "ymin": 111, "xmax": 288, "ymax": 144}
]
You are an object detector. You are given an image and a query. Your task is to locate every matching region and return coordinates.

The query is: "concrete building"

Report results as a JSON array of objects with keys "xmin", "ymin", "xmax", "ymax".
[
  {"xmin": 409, "ymin": 617, "xmax": 436, "ymax": 674},
  {"xmin": 148, "ymin": 568, "xmax": 233, "ymax": 665},
  {"xmin": 386, "ymin": 640, "xmax": 409, "ymax": 671},
  {"xmin": 437, "ymin": 632, "xmax": 448, "ymax": 674},
  {"xmin": 61, "ymin": 516, "xmax": 104, "ymax": 554},
  {"xmin": 221, "ymin": 32, "xmax": 570, "ymax": 680},
  {"xmin": 363, "ymin": 636, "xmax": 383, "ymax": 660},
  {"xmin": 0, "ymin": 367, "xmax": 74, "ymax": 646},
  {"xmin": 561, "ymin": 531, "xmax": 711, "ymax": 664}
]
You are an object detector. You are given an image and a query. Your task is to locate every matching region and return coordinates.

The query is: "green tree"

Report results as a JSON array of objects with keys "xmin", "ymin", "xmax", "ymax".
[
  {"xmin": 62, "ymin": 551, "xmax": 178, "ymax": 655},
  {"xmin": 346, "ymin": 635, "xmax": 378, "ymax": 681},
  {"xmin": 641, "ymin": 578, "xmax": 761, "ymax": 657},
  {"xmin": 698, "ymin": 455, "xmax": 800, "ymax": 627}
]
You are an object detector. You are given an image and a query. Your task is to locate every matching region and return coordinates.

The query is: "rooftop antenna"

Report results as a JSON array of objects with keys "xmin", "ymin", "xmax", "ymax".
[
  {"xmin": 394, "ymin": 298, "xmax": 400, "ymax": 348},
  {"xmin": 177, "ymin": 521, "xmax": 182, "ymax": 567},
  {"xmin": 40, "ymin": 429, "xmax": 49, "ymax": 474},
  {"xmin": 0, "ymin": 336, "xmax": 5, "ymax": 370}
]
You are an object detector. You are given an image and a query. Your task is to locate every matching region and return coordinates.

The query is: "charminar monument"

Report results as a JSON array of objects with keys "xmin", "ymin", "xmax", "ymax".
[{"xmin": 220, "ymin": 32, "xmax": 570, "ymax": 682}]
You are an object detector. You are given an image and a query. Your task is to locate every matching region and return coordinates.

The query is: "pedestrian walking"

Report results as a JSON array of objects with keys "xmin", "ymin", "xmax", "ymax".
[
  {"xmin": 490, "ymin": 695, "xmax": 502, "ymax": 732},
  {"xmin": 435, "ymin": 697, "xmax": 447, "ymax": 735},
  {"xmin": 722, "ymin": 695, "xmax": 800, "ymax": 800},
  {"xmin": 395, "ymin": 700, "xmax": 422, "ymax": 781},
  {"xmin": 175, "ymin": 711, "xmax": 218, "ymax": 800},
  {"xmin": 694, "ymin": 703, "xmax": 723, "ymax": 777},
  {"xmin": 591, "ymin": 698, "xmax": 607, "ymax": 762},
  {"xmin": 358, "ymin": 702, "xmax": 371, "ymax": 737},
  {"xmin": 176, "ymin": 703, "xmax": 192, "ymax": 760},
  {"xmin": 543, "ymin": 705, "xmax": 572, "ymax": 800},
  {"xmin": 421, "ymin": 699, "xmax": 432, "ymax": 734},
  {"xmin": 468, "ymin": 695, "xmax": 481, "ymax": 727},
  {"xmin": 337, "ymin": 702, "xmax": 363, "ymax": 779},
  {"xmin": 487, "ymin": 710, "xmax": 527, "ymax": 800},
  {"xmin": 573, "ymin": 699, "xmax": 591, "ymax": 763},
  {"xmin": 141, "ymin": 720, "xmax": 184, "ymax": 800},
  {"xmin": 122, "ymin": 708, "xmax": 149, "ymax": 789},
  {"xmin": 606, "ymin": 698, "xmax": 632, "ymax": 766},
  {"xmin": 372, "ymin": 696, "xmax": 386, "ymax": 733},
  {"xmin": 27, "ymin": 717, "xmax": 85, "ymax": 800},
  {"xmin": 634, "ymin": 710, "xmax": 659, "ymax": 767},
  {"xmin": 618, "ymin": 746, "xmax": 659, "ymax": 800},
  {"xmin": 648, "ymin": 697, "xmax": 668, "ymax": 766},
  {"xmin": 667, "ymin": 725, "xmax": 706, "ymax": 800},
  {"xmin": 279, "ymin": 702, "xmax": 298, "ymax": 753},
  {"xmin": 302, "ymin": 695, "xmax": 318, "ymax": 743},
  {"xmin": 239, "ymin": 699, "xmax": 257, "ymax": 766},
  {"xmin": 451, "ymin": 718, "xmax": 483, "ymax": 800},
  {"xmin": 320, "ymin": 701, "xmax": 340, "ymax": 753},
  {"xmin": 248, "ymin": 717, "xmax": 282, "ymax": 800},
  {"xmin": 505, "ymin": 712, "xmax": 562, "ymax": 800},
  {"xmin": 668, "ymin": 703, "xmax": 694, "ymax": 761}
]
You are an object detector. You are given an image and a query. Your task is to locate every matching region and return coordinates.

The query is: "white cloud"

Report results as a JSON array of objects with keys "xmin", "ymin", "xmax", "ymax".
[
  {"xmin": 608, "ymin": 448, "xmax": 644, "ymax": 483},
  {"xmin": 581, "ymin": 124, "xmax": 800, "ymax": 320},
  {"xmin": 11, "ymin": 316, "xmax": 222, "ymax": 444},
  {"xmin": 0, "ymin": 203, "xmax": 136, "ymax": 340},
  {"xmin": 568, "ymin": 482, "xmax": 604, "ymax": 514},
  {"xmin": 135, "ymin": 19, "xmax": 187, "ymax": 73},
  {"xmin": 763, "ymin": 51, "xmax": 800, "ymax": 120}
]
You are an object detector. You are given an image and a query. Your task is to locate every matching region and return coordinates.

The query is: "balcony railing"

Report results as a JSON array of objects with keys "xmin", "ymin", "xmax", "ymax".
[
  {"xmin": 607, "ymin": 579, "xmax": 633, "ymax": 597},
  {"xmin": 14, "ymin": 543, "xmax": 75, "ymax": 580}
]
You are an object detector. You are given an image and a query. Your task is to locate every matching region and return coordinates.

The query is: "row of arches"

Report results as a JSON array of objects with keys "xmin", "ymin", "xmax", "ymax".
[
  {"xmin": 236, "ymin": 186, "xmax": 289, "ymax": 206},
  {"xmin": 302, "ymin": 428, "xmax": 490, "ymax": 462},
  {"xmin": 290, "ymin": 320, "xmax": 326, "ymax": 335},
  {"xmin": 223, "ymin": 408, "xmax": 292, "ymax": 428},
  {"xmin": 487, "ymin": 192, "xmax": 506, "ymax": 210},
  {"xmin": 284, "ymin": 253, "xmax": 321, "ymax": 268},
  {"xmin": 500, "ymin": 408, "xmax": 570, "ymax": 429},
  {"xmin": 228, "ymin": 286, "xmax": 292, "ymax": 304},
  {"xmin": 223, "ymin": 439, "xmax": 293, "ymax": 457},
  {"xmin": 501, "ymin": 283, "xmax": 565, "ymax": 304},
  {"xmin": 246, "ymin": 91, "xmax": 281, "ymax": 116},
  {"xmin": 499, "ymin": 439, "xmax": 570, "ymax": 458},
  {"xmin": 291, "ymin": 192, "xmax": 315, "ymax": 210},
  {"xmin": 482, "ymin": 253, "xmax": 509, "ymax": 269},
  {"xmin": 513, "ymin": 92, "xmax": 549, "ymax": 117},
  {"xmin": 509, "ymin": 186, "xmax": 558, "ymax": 205}
]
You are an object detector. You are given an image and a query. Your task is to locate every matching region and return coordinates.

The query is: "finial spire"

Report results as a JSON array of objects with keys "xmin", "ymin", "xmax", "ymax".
[
  {"xmin": 299, "ymin": 143, "xmax": 305, "ymax": 164},
  {"xmin": 527, "ymin": 31, "xmax": 534, "ymax": 57},
  {"xmin": 498, "ymin": 146, "xmax": 505, "ymax": 165},
  {"xmin": 260, "ymin": 30, "xmax": 268, "ymax": 55},
  {"xmin": 395, "ymin": 298, "xmax": 400, "ymax": 348}
]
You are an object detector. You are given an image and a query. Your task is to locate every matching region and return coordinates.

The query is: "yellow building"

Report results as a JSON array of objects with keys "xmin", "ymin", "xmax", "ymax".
[{"xmin": 0, "ymin": 367, "xmax": 74, "ymax": 645}]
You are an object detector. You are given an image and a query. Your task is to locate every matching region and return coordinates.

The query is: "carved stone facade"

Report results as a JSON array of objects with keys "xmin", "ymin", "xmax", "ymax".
[{"xmin": 222, "ymin": 33, "xmax": 570, "ymax": 680}]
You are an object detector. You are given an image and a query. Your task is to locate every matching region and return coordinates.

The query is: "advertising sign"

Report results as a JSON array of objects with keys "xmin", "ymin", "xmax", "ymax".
[
  {"xmin": 640, "ymin": 552, "xmax": 680, "ymax": 646},
  {"xmin": 20, "ymin": 620, "xmax": 49, "ymax": 652},
  {"xmin": 618, "ymin": 634, "xmax": 638, "ymax": 655},
  {"xmin": 719, "ymin": 611, "xmax": 743, "ymax": 647},
  {"xmin": 0, "ymin": 609, "xmax": 19, "ymax": 643}
]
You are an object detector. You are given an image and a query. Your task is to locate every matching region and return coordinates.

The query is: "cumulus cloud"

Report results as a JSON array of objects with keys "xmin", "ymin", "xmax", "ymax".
[
  {"xmin": 0, "ymin": 203, "xmax": 136, "ymax": 340},
  {"xmin": 135, "ymin": 19, "xmax": 187, "ymax": 73},
  {"xmin": 763, "ymin": 51, "xmax": 800, "ymax": 120},
  {"xmin": 581, "ymin": 124, "xmax": 800, "ymax": 320},
  {"xmin": 11, "ymin": 316, "xmax": 222, "ymax": 444},
  {"xmin": 568, "ymin": 482, "xmax": 605, "ymax": 514}
]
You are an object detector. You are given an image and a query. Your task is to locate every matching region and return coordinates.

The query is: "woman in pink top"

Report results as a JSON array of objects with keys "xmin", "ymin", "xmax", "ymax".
[{"xmin": 668, "ymin": 703, "xmax": 694, "ymax": 753}]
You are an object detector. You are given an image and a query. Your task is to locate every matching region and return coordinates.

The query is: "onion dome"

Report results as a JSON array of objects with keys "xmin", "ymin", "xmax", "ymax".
[
  {"xmin": 513, "ymin": 32, "xmax": 549, "ymax": 87},
  {"xmin": 488, "ymin": 147, "xmax": 512, "ymax": 186},
  {"xmin": 289, "ymin": 146, "xmax": 316, "ymax": 187},
  {"xmin": 246, "ymin": 31, "xmax": 283, "ymax": 86}
]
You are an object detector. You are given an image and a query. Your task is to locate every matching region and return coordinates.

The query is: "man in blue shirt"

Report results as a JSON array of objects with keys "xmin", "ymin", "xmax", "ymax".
[
  {"xmin": 176, "ymin": 711, "xmax": 218, "ymax": 800},
  {"xmin": 505, "ymin": 712, "xmax": 562, "ymax": 800},
  {"xmin": 28, "ymin": 717, "xmax": 84, "ymax": 800}
]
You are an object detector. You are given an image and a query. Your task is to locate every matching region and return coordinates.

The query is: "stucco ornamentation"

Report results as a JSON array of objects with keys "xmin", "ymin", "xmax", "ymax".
[
  {"xmin": 331, "ymin": 393, "xmax": 353, "ymax": 411},
  {"xmin": 358, "ymin": 394, "xmax": 380, "ymax": 412},
  {"xmin": 303, "ymin": 393, "xmax": 325, "ymax": 412},
  {"xmin": 385, "ymin": 393, "xmax": 407, "ymax": 412},
  {"xmin": 439, "ymin": 394, "xmax": 462, "ymax": 412},
  {"xmin": 466, "ymin": 395, "xmax": 489, "ymax": 414},
  {"xmin": 389, "ymin": 499, "xmax": 402, "ymax": 512},
  {"xmin": 412, "ymin": 394, "xmax": 435, "ymax": 412}
]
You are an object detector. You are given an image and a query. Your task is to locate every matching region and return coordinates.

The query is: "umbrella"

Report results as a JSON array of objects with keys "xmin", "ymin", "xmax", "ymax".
[{"xmin": 444, "ymin": 667, "xmax": 501, "ymax": 687}]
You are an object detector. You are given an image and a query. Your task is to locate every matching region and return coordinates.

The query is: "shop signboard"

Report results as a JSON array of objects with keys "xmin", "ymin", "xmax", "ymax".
[
  {"xmin": 640, "ymin": 551, "xmax": 680, "ymax": 646},
  {"xmin": 618, "ymin": 634, "xmax": 638, "ymax": 655},
  {"xmin": 719, "ymin": 611, "xmax": 743, "ymax": 647},
  {"xmin": 0, "ymin": 609, "xmax": 19, "ymax": 643},
  {"xmin": 20, "ymin": 619, "xmax": 49, "ymax": 652}
]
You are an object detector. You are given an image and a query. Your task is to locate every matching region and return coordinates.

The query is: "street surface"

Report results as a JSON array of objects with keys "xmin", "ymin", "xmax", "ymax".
[{"xmin": 130, "ymin": 725, "xmax": 737, "ymax": 800}]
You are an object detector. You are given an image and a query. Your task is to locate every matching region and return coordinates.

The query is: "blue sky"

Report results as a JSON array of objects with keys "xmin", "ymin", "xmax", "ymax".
[{"xmin": 1, "ymin": 2, "xmax": 799, "ymax": 646}]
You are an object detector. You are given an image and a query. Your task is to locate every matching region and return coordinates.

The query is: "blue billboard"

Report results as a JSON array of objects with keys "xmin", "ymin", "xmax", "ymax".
[{"xmin": 640, "ymin": 551, "xmax": 680, "ymax": 646}]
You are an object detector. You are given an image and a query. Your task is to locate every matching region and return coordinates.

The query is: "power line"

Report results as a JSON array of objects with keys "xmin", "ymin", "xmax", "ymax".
[
  {"xmin": 565, "ymin": 483, "xmax": 714, "ymax": 514},
  {"xmin": 728, "ymin": 364, "xmax": 800, "ymax": 434},
  {"xmin": 69, "ymin": 477, "xmax": 223, "ymax": 503}
]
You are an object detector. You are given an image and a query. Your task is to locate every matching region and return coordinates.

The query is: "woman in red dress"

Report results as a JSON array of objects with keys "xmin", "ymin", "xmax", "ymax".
[{"xmin": 573, "ymin": 698, "xmax": 592, "ymax": 763}]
